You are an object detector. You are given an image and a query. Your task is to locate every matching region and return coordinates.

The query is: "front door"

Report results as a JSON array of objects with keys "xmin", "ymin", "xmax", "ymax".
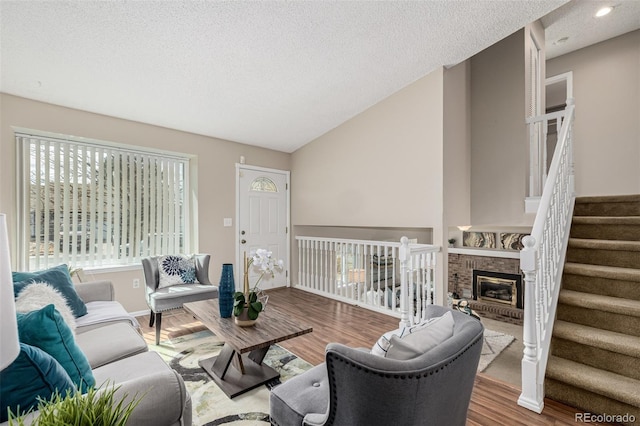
[{"xmin": 237, "ymin": 165, "xmax": 289, "ymax": 290}]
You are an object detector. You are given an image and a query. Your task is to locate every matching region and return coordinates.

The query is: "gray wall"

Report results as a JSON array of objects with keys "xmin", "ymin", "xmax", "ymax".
[
  {"xmin": 470, "ymin": 29, "xmax": 530, "ymax": 226},
  {"xmin": 547, "ymin": 30, "xmax": 640, "ymax": 196}
]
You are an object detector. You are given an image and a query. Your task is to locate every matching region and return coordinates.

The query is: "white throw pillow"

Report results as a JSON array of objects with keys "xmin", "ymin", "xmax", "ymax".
[
  {"xmin": 157, "ymin": 254, "xmax": 199, "ymax": 288},
  {"xmin": 371, "ymin": 312, "xmax": 453, "ymax": 359},
  {"xmin": 15, "ymin": 282, "xmax": 77, "ymax": 334},
  {"xmin": 386, "ymin": 311, "xmax": 455, "ymax": 360}
]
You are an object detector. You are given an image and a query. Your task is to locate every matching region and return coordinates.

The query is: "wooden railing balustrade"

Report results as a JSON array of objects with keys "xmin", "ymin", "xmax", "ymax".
[{"xmin": 295, "ymin": 236, "xmax": 440, "ymax": 326}]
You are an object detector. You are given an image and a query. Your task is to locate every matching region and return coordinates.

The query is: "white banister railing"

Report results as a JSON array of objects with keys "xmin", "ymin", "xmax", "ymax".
[
  {"xmin": 518, "ymin": 99, "xmax": 576, "ymax": 413},
  {"xmin": 527, "ymin": 109, "xmax": 568, "ymax": 199},
  {"xmin": 296, "ymin": 236, "xmax": 440, "ymax": 323}
]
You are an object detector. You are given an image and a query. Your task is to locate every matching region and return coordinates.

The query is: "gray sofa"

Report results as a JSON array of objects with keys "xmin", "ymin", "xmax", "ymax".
[
  {"xmin": 270, "ymin": 305, "xmax": 484, "ymax": 426},
  {"xmin": 3, "ymin": 280, "xmax": 191, "ymax": 426}
]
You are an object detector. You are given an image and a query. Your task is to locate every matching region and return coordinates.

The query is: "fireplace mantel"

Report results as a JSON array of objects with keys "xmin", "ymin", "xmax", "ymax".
[{"xmin": 448, "ymin": 247, "xmax": 520, "ymax": 259}]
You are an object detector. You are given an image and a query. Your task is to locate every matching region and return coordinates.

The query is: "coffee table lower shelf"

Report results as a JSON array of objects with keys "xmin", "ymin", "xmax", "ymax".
[{"xmin": 198, "ymin": 344, "xmax": 280, "ymax": 399}]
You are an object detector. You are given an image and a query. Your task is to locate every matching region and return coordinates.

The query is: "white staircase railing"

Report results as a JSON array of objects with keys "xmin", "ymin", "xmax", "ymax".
[
  {"xmin": 295, "ymin": 236, "xmax": 440, "ymax": 324},
  {"xmin": 518, "ymin": 99, "xmax": 576, "ymax": 413}
]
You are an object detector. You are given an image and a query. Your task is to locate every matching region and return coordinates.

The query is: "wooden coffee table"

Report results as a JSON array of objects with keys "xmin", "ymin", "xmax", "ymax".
[{"xmin": 183, "ymin": 299, "xmax": 313, "ymax": 398}]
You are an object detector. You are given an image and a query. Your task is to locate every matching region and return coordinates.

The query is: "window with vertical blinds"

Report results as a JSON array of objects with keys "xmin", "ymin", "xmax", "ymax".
[{"xmin": 16, "ymin": 131, "xmax": 191, "ymax": 271}]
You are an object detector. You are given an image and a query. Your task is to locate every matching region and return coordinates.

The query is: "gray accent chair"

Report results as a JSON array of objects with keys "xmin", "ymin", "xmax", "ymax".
[
  {"xmin": 142, "ymin": 254, "xmax": 218, "ymax": 345},
  {"xmin": 269, "ymin": 305, "xmax": 484, "ymax": 426}
]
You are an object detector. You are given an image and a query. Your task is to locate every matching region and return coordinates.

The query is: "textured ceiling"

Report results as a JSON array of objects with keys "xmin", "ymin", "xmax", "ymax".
[{"xmin": 1, "ymin": 0, "xmax": 635, "ymax": 153}]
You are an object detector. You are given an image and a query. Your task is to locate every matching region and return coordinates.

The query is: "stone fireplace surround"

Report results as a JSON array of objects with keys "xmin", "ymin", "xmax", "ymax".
[{"xmin": 448, "ymin": 249, "xmax": 524, "ymax": 325}]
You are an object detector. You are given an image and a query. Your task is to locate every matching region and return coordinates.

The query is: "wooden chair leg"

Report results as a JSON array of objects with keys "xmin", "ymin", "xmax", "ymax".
[
  {"xmin": 155, "ymin": 312, "xmax": 162, "ymax": 345},
  {"xmin": 149, "ymin": 310, "xmax": 155, "ymax": 327}
]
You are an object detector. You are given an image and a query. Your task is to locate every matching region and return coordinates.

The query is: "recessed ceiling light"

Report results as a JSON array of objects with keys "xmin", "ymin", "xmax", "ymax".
[
  {"xmin": 595, "ymin": 6, "xmax": 613, "ymax": 17},
  {"xmin": 554, "ymin": 37, "xmax": 569, "ymax": 45}
]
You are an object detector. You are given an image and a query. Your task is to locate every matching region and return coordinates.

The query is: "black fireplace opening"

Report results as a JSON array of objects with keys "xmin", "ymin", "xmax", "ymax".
[{"xmin": 472, "ymin": 270, "xmax": 523, "ymax": 309}]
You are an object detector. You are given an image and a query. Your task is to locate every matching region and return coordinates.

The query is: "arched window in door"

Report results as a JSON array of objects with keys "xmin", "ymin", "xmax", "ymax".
[{"xmin": 250, "ymin": 176, "xmax": 278, "ymax": 192}]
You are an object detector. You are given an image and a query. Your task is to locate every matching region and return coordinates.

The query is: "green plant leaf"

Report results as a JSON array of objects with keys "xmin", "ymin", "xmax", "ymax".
[
  {"xmin": 233, "ymin": 303, "xmax": 245, "ymax": 316},
  {"xmin": 233, "ymin": 292, "xmax": 245, "ymax": 300},
  {"xmin": 250, "ymin": 301, "xmax": 262, "ymax": 313},
  {"xmin": 248, "ymin": 292, "xmax": 258, "ymax": 303}
]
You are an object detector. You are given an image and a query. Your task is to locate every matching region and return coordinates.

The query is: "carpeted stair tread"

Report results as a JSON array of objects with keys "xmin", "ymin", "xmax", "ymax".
[
  {"xmin": 563, "ymin": 262, "xmax": 640, "ymax": 282},
  {"xmin": 568, "ymin": 238, "xmax": 640, "ymax": 251},
  {"xmin": 572, "ymin": 216, "xmax": 640, "ymax": 225},
  {"xmin": 553, "ymin": 321, "xmax": 640, "ymax": 358},
  {"xmin": 546, "ymin": 356, "xmax": 640, "ymax": 407},
  {"xmin": 574, "ymin": 194, "xmax": 640, "ymax": 217},
  {"xmin": 576, "ymin": 194, "xmax": 640, "ymax": 204},
  {"xmin": 559, "ymin": 290, "xmax": 640, "ymax": 318}
]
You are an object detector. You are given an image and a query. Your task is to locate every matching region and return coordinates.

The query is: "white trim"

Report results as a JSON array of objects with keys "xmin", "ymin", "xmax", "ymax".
[
  {"xmin": 129, "ymin": 309, "xmax": 149, "ymax": 318},
  {"xmin": 546, "ymin": 71, "xmax": 573, "ymax": 102},
  {"xmin": 448, "ymin": 247, "xmax": 521, "ymax": 259}
]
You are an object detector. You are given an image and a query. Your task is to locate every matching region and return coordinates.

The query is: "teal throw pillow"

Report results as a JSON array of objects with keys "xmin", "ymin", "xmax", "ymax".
[
  {"xmin": 17, "ymin": 304, "xmax": 95, "ymax": 391},
  {"xmin": 0, "ymin": 343, "xmax": 75, "ymax": 422},
  {"xmin": 13, "ymin": 264, "xmax": 87, "ymax": 317}
]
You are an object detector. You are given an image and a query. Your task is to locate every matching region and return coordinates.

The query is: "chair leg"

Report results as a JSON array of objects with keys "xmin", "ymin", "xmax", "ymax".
[
  {"xmin": 155, "ymin": 312, "xmax": 162, "ymax": 345},
  {"xmin": 149, "ymin": 310, "xmax": 155, "ymax": 327}
]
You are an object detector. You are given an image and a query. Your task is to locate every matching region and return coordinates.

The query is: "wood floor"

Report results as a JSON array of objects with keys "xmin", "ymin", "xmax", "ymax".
[{"xmin": 138, "ymin": 287, "xmax": 612, "ymax": 425}]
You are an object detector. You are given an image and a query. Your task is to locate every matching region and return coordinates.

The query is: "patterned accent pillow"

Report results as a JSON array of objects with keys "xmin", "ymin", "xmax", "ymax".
[{"xmin": 157, "ymin": 254, "xmax": 199, "ymax": 288}]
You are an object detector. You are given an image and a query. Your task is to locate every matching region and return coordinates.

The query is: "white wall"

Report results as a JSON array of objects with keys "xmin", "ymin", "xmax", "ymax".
[
  {"xmin": 547, "ymin": 30, "xmax": 640, "ymax": 196},
  {"xmin": 0, "ymin": 94, "xmax": 291, "ymax": 312}
]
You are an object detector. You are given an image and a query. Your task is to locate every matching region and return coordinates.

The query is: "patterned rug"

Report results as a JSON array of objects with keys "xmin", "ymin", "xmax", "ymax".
[
  {"xmin": 150, "ymin": 330, "xmax": 313, "ymax": 426},
  {"xmin": 150, "ymin": 328, "xmax": 514, "ymax": 425},
  {"xmin": 478, "ymin": 328, "xmax": 516, "ymax": 372}
]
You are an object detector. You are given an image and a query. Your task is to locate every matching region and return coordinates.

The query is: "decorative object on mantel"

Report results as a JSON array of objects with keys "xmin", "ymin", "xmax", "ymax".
[
  {"xmin": 453, "ymin": 299, "xmax": 481, "ymax": 321},
  {"xmin": 499, "ymin": 232, "xmax": 527, "ymax": 250},
  {"xmin": 218, "ymin": 264, "xmax": 235, "ymax": 318},
  {"xmin": 463, "ymin": 231, "xmax": 496, "ymax": 248},
  {"xmin": 234, "ymin": 250, "xmax": 283, "ymax": 327},
  {"xmin": 447, "ymin": 238, "xmax": 456, "ymax": 248}
]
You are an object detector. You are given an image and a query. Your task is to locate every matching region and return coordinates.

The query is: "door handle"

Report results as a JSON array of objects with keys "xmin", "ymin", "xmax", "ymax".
[{"xmin": 241, "ymin": 239, "xmax": 246, "ymax": 244}]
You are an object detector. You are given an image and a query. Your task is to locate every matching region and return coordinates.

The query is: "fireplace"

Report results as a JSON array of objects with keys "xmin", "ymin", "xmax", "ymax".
[{"xmin": 472, "ymin": 270, "xmax": 523, "ymax": 309}]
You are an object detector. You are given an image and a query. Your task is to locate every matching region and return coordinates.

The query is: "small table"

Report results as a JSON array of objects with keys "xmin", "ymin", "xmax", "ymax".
[{"xmin": 183, "ymin": 299, "xmax": 313, "ymax": 398}]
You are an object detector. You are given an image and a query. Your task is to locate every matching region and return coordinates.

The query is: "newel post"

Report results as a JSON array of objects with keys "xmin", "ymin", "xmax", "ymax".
[
  {"xmin": 398, "ymin": 237, "xmax": 410, "ymax": 328},
  {"xmin": 518, "ymin": 235, "xmax": 544, "ymax": 413}
]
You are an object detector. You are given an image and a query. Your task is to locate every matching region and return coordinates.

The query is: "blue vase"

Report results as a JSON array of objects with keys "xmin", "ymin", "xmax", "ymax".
[{"xmin": 218, "ymin": 263, "xmax": 235, "ymax": 318}]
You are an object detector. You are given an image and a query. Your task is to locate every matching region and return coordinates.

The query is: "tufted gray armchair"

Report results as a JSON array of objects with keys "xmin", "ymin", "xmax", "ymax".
[
  {"xmin": 269, "ymin": 305, "xmax": 484, "ymax": 426},
  {"xmin": 142, "ymin": 254, "xmax": 218, "ymax": 345}
]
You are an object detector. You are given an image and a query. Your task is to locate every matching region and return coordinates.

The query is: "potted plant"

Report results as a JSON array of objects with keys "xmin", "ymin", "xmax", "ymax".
[
  {"xmin": 8, "ymin": 384, "xmax": 142, "ymax": 426},
  {"xmin": 233, "ymin": 249, "xmax": 283, "ymax": 326},
  {"xmin": 448, "ymin": 238, "xmax": 456, "ymax": 248}
]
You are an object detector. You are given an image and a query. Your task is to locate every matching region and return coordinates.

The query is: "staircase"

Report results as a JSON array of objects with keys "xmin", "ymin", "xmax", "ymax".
[{"xmin": 545, "ymin": 194, "xmax": 640, "ymax": 423}]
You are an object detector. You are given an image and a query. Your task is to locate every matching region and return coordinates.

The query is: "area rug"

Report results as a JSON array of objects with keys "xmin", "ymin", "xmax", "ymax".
[
  {"xmin": 150, "ymin": 330, "xmax": 313, "ymax": 426},
  {"xmin": 151, "ymin": 328, "xmax": 514, "ymax": 425},
  {"xmin": 478, "ymin": 328, "xmax": 516, "ymax": 372}
]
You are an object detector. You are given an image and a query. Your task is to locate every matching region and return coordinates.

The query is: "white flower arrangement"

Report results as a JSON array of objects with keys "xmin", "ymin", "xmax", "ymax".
[{"xmin": 234, "ymin": 249, "xmax": 284, "ymax": 320}]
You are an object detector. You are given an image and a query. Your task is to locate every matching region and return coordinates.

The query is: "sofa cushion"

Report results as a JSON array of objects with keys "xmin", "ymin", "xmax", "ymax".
[
  {"xmin": 157, "ymin": 254, "xmax": 199, "ymax": 288},
  {"xmin": 92, "ymin": 351, "xmax": 188, "ymax": 426},
  {"xmin": 269, "ymin": 363, "xmax": 328, "ymax": 426},
  {"xmin": 386, "ymin": 311, "xmax": 455, "ymax": 360},
  {"xmin": 0, "ymin": 343, "xmax": 75, "ymax": 422},
  {"xmin": 17, "ymin": 304, "xmax": 95, "ymax": 391},
  {"xmin": 76, "ymin": 323, "xmax": 148, "ymax": 369},
  {"xmin": 74, "ymin": 300, "xmax": 140, "ymax": 333},
  {"xmin": 13, "ymin": 264, "xmax": 88, "ymax": 317}
]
